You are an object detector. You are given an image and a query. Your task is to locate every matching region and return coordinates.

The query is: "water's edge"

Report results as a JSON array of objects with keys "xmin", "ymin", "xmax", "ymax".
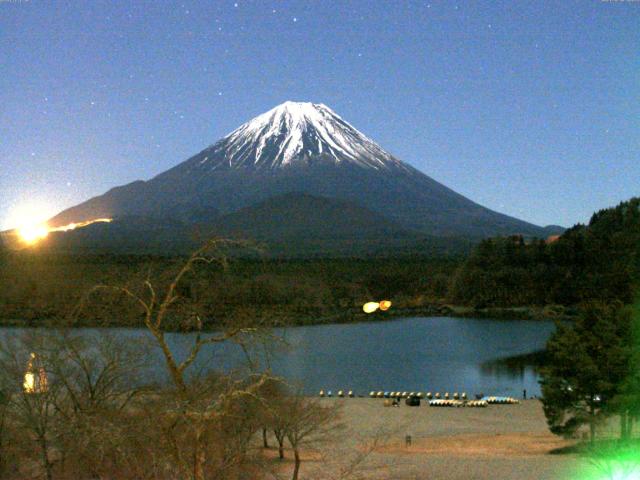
[{"xmin": 0, "ymin": 316, "xmax": 555, "ymax": 397}]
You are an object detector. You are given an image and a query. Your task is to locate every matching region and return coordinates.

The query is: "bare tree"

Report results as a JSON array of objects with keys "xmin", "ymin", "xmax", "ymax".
[
  {"xmin": 0, "ymin": 332, "xmax": 63, "ymax": 480},
  {"xmin": 0, "ymin": 238, "xmax": 382, "ymax": 480},
  {"xmin": 79, "ymin": 238, "xmax": 274, "ymax": 480},
  {"xmin": 284, "ymin": 396, "xmax": 343, "ymax": 480},
  {"xmin": 272, "ymin": 406, "xmax": 289, "ymax": 461},
  {"xmin": 0, "ymin": 384, "xmax": 12, "ymax": 477},
  {"xmin": 0, "ymin": 328, "xmax": 152, "ymax": 480},
  {"xmin": 50, "ymin": 332, "xmax": 149, "ymax": 479}
]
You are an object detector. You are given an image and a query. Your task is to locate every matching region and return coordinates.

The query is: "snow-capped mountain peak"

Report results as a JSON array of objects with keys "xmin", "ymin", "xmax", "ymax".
[
  {"xmin": 201, "ymin": 101, "xmax": 407, "ymax": 171},
  {"xmin": 50, "ymin": 100, "xmax": 552, "ymax": 240}
]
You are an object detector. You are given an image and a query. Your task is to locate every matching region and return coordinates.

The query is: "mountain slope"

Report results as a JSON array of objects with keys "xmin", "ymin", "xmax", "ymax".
[
  {"xmin": 212, "ymin": 192, "xmax": 411, "ymax": 240},
  {"xmin": 50, "ymin": 101, "xmax": 554, "ymax": 239},
  {"xmin": 40, "ymin": 193, "xmax": 476, "ymax": 257}
]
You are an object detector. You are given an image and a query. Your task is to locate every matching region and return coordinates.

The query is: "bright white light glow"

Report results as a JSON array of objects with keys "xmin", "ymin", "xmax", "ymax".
[
  {"xmin": 4, "ymin": 202, "xmax": 113, "ymax": 245},
  {"xmin": 6, "ymin": 202, "xmax": 53, "ymax": 244},
  {"xmin": 18, "ymin": 223, "xmax": 50, "ymax": 244},
  {"xmin": 363, "ymin": 302, "xmax": 380, "ymax": 314},
  {"xmin": 3, "ymin": 201, "xmax": 57, "ymax": 232},
  {"xmin": 23, "ymin": 372, "xmax": 35, "ymax": 393},
  {"xmin": 608, "ymin": 471, "xmax": 640, "ymax": 480}
]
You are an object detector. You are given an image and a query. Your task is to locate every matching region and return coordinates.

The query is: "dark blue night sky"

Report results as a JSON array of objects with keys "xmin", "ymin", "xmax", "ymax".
[{"xmin": 1, "ymin": 0, "xmax": 638, "ymax": 229}]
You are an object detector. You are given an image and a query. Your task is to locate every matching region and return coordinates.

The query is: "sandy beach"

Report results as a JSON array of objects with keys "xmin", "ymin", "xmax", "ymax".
[{"xmin": 268, "ymin": 398, "xmax": 591, "ymax": 480}]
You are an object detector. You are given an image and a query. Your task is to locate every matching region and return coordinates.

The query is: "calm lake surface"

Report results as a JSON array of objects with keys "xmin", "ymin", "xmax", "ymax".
[{"xmin": 2, "ymin": 317, "xmax": 556, "ymax": 397}]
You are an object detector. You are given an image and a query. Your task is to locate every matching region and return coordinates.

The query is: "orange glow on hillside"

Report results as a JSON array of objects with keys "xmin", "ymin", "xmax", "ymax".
[
  {"xmin": 49, "ymin": 218, "xmax": 113, "ymax": 233},
  {"xmin": 16, "ymin": 218, "xmax": 112, "ymax": 245}
]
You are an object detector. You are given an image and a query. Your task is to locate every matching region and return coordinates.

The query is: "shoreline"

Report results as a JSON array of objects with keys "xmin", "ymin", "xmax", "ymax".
[{"xmin": 0, "ymin": 303, "xmax": 574, "ymax": 331}]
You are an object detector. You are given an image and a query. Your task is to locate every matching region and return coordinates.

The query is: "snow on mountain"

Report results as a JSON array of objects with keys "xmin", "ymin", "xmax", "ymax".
[
  {"xmin": 196, "ymin": 101, "xmax": 409, "ymax": 171},
  {"xmin": 49, "ymin": 100, "xmax": 554, "ymax": 241}
]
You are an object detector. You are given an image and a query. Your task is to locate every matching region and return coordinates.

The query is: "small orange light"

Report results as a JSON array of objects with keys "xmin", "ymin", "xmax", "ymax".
[{"xmin": 379, "ymin": 300, "xmax": 392, "ymax": 311}]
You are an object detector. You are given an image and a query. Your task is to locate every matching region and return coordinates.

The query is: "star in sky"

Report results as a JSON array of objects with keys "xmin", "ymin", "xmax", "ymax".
[{"xmin": 0, "ymin": 0, "xmax": 637, "ymax": 229}]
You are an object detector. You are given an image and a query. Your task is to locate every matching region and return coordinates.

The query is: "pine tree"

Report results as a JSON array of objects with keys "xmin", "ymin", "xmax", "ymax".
[
  {"xmin": 609, "ymin": 298, "xmax": 640, "ymax": 439},
  {"xmin": 540, "ymin": 302, "xmax": 631, "ymax": 442}
]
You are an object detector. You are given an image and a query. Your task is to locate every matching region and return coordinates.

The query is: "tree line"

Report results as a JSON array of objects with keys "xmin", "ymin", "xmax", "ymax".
[
  {"xmin": 0, "ymin": 249, "xmax": 459, "ymax": 328},
  {"xmin": 1, "ymin": 197, "xmax": 638, "ymax": 328},
  {"xmin": 450, "ymin": 197, "xmax": 640, "ymax": 308},
  {"xmin": 526, "ymin": 198, "xmax": 640, "ymax": 459}
]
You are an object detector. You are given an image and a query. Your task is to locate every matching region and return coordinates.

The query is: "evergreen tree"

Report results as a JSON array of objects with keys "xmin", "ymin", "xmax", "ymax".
[
  {"xmin": 609, "ymin": 298, "xmax": 640, "ymax": 439},
  {"xmin": 450, "ymin": 197, "xmax": 640, "ymax": 308},
  {"xmin": 540, "ymin": 302, "xmax": 631, "ymax": 442}
]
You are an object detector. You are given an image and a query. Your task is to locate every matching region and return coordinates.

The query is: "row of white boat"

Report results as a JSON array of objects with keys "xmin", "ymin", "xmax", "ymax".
[
  {"xmin": 318, "ymin": 390, "xmax": 520, "ymax": 405},
  {"xmin": 427, "ymin": 399, "xmax": 488, "ymax": 407},
  {"xmin": 368, "ymin": 391, "xmax": 469, "ymax": 400},
  {"xmin": 427, "ymin": 396, "xmax": 520, "ymax": 407}
]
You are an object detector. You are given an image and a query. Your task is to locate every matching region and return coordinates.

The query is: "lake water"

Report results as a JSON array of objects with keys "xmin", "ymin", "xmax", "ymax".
[{"xmin": 1, "ymin": 317, "xmax": 556, "ymax": 397}]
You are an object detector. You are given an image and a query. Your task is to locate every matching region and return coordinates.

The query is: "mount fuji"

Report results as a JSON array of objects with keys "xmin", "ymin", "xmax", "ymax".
[{"xmin": 48, "ymin": 101, "xmax": 560, "ymax": 253}]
